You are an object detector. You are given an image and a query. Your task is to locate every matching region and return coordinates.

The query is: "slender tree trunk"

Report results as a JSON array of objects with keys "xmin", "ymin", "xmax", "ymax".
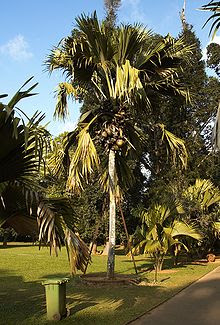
[
  {"xmin": 154, "ymin": 255, "xmax": 159, "ymax": 283},
  {"xmin": 3, "ymin": 231, "xmax": 8, "ymax": 247},
  {"xmin": 119, "ymin": 202, "xmax": 138, "ymax": 274},
  {"xmin": 84, "ymin": 220, "xmax": 101, "ymax": 274},
  {"xmin": 107, "ymin": 149, "xmax": 116, "ymax": 279},
  {"xmin": 3, "ymin": 241, "xmax": 7, "ymax": 247},
  {"xmin": 102, "ymin": 241, "xmax": 110, "ymax": 255},
  {"xmin": 174, "ymin": 244, "xmax": 179, "ymax": 266},
  {"xmin": 158, "ymin": 254, "xmax": 164, "ymax": 271}
]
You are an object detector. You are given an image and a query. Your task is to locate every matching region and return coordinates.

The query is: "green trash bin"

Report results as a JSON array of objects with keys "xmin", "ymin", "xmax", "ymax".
[{"xmin": 42, "ymin": 278, "xmax": 69, "ymax": 321}]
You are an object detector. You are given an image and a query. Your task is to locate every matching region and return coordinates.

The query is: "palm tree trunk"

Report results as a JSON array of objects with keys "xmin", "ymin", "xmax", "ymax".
[
  {"xmin": 174, "ymin": 244, "xmax": 179, "ymax": 266},
  {"xmin": 107, "ymin": 149, "xmax": 116, "ymax": 279},
  {"xmin": 154, "ymin": 255, "xmax": 159, "ymax": 283},
  {"xmin": 158, "ymin": 254, "xmax": 164, "ymax": 271}
]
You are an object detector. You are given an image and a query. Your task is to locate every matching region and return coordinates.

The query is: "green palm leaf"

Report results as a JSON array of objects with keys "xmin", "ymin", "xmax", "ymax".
[
  {"xmin": 170, "ymin": 220, "xmax": 202, "ymax": 240},
  {"xmin": 201, "ymin": 1, "xmax": 220, "ymax": 38},
  {"xmin": 67, "ymin": 118, "xmax": 100, "ymax": 193},
  {"xmin": 183, "ymin": 179, "xmax": 220, "ymax": 211},
  {"xmin": 158, "ymin": 124, "xmax": 188, "ymax": 168}
]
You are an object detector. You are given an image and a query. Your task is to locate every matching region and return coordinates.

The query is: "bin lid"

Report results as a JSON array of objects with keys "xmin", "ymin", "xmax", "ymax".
[{"xmin": 42, "ymin": 277, "xmax": 69, "ymax": 285}]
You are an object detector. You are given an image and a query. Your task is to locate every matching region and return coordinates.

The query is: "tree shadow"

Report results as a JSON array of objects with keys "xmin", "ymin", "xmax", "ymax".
[
  {"xmin": 38, "ymin": 271, "xmax": 164, "ymax": 324},
  {"xmin": 0, "ymin": 269, "xmax": 45, "ymax": 325},
  {"xmin": 122, "ymin": 256, "xmax": 204, "ymax": 273},
  {"xmin": 68, "ymin": 299, "xmax": 99, "ymax": 315},
  {"xmin": 0, "ymin": 264, "xmax": 217, "ymax": 325},
  {"xmin": 0, "ymin": 243, "xmax": 35, "ymax": 249},
  {"xmin": 41, "ymin": 272, "xmax": 70, "ymax": 280},
  {"xmin": 115, "ymin": 248, "xmax": 126, "ymax": 256}
]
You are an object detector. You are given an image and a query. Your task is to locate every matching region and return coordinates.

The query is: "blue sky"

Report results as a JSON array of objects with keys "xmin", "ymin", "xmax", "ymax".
[{"xmin": 0, "ymin": 0, "xmax": 217, "ymax": 136}]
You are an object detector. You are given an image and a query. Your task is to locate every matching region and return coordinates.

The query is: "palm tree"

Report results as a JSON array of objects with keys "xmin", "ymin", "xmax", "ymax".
[
  {"xmin": 181, "ymin": 179, "xmax": 220, "ymax": 254},
  {"xmin": 46, "ymin": 13, "xmax": 192, "ymax": 278},
  {"xmin": 132, "ymin": 204, "xmax": 201, "ymax": 282},
  {"xmin": 0, "ymin": 79, "xmax": 89, "ymax": 274},
  {"xmin": 201, "ymin": 1, "xmax": 220, "ymax": 150}
]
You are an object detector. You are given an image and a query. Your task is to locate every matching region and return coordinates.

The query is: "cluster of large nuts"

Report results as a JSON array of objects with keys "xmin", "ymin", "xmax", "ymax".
[
  {"xmin": 100, "ymin": 124, "xmax": 125, "ymax": 151},
  {"xmin": 96, "ymin": 109, "xmax": 128, "ymax": 151}
]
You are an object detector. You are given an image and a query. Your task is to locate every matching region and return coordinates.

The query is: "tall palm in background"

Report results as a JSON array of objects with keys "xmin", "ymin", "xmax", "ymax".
[
  {"xmin": 201, "ymin": 1, "xmax": 220, "ymax": 150},
  {"xmin": 46, "ymin": 13, "xmax": 192, "ymax": 278},
  {"xmin": 0, "ymin": 79, "xmax": 89, "ymax": 274}
]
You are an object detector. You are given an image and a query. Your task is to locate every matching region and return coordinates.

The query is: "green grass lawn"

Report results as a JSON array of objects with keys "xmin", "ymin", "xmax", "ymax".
[{"xmin": 0, "ymin": 243, "xmax": 219, "ymax": 325}]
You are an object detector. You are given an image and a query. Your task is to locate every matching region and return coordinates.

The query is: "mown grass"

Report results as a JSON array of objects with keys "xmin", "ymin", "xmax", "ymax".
[{"xmin": 0, "ymin": 243, "xmax": 219, "ymax": 325}]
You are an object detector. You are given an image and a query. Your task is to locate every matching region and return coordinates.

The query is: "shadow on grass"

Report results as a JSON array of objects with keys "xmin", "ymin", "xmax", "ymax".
[
  {"xmin": 0, "ymin": 267, "xmax": 162, "ymax": 324},
  {"xmin": 40, "ymin": 272, "xmax": 70, "ymax": 280},
  {"xmin": 68, "ymin": 299, "xmax": 99, "ymax": 315},
  {"xmin": 0, "ymin": 269, "xmax": 45, "ymax": 325},
  {"xmin": 0, "ymin": 261, "xmax": 216, "ymax": 325},
  {"xmin": 0, "ymin": 243, "xmax": 35, "ymax": 249},
  {"xmin": 122, "ymin": 256, "xmax": 204, "ymax": 272},
  {"xmin": 115, "ymin": 248, "xmax": 126, "ymax": 256}
]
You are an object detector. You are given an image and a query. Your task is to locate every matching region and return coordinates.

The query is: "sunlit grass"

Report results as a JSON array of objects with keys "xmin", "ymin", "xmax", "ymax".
[{"xmin": 0, "ymin": 243, "xmax": 219, "ymax": 325}]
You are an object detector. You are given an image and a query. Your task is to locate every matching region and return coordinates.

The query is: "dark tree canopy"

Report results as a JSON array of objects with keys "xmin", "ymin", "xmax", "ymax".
[{"xmin": 207, "ymin": 42, "xmax": 220, "ymax": 77}]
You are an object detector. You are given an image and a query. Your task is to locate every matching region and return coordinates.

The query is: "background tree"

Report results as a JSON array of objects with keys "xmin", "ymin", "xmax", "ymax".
[
  {"xmin": 201, "ymin": 1, "xmax": 220, "ymax": 151},
  {"xmin": 207, "ymin": 42, "xmax": 220, "ymax": 77},
  {"xmin": 144, "ymin": 21, "xmax": 220, "ymax": 208},
  {"xmin": 104, "ymin": 0, "xmax": 121, "ymax": 28}
]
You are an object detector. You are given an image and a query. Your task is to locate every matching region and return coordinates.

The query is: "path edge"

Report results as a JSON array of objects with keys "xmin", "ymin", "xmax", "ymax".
[{"xmin": 125, "ymin": 264, "xmax": 220, "ymax": 325}]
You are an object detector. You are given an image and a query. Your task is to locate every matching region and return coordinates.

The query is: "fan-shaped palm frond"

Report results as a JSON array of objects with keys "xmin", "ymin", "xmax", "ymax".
[
  {"xmin": 115, "ymin": 24, "xmax": 152, "ymax": 66},
  {"xmin": 65, "ymin": 229, "xmax": 90, "ymax": 274},
  {"xmin": 170, "ymin": 220, "xmax": 202, "ymax": 240},
  {"xmin": 140, "ymin": 204, "xmax": 171, "ymax": 227},
  {"xmin": 183, "ymin": 179, "xmax": 220, "ymax": 211},
  {"xmin": 46, "ymin": 13, "xmax": 192, "ymax": 123},
  {"xmin": 134, "ymin": 204, "xmax": 201, "ymax": 268},
  {"xmin": 213, "ymin": 221, "xmax": 220, "ymax": 237},
  {"xmin": 48, "ymin": 138, "xmax": 66, "ymax": 177}
]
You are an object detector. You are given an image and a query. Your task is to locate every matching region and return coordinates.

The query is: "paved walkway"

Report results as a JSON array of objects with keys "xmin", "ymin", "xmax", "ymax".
[{"xmin": 129, "ymin": 266, "xmax": 220, "ymax": 325}]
